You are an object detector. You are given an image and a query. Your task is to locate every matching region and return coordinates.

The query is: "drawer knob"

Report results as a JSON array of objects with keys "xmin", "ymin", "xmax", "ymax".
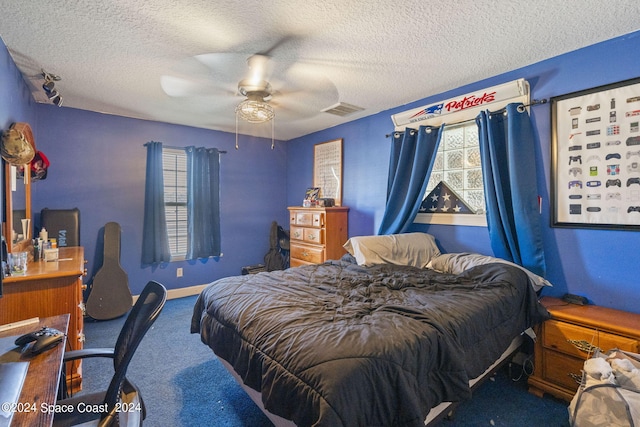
[
  {"xmin": 301, "ymin": 251, "xmax": 309, "ymax": 258},
  {"xmin": 567, "ymin": 339, "xmax": 600, "ymax": 354},
  {"xmin": 569, "ymin": 372, "xmax": 583, "ymax": 385}
]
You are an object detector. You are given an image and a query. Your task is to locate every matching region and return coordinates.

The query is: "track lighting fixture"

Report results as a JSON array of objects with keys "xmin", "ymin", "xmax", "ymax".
[{"xmin": 41, "ymin": 70, "xmax": 63, "ymax": 107}]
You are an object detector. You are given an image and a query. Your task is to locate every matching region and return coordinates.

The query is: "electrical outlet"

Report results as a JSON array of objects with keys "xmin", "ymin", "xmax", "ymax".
[{"xmin": 176, "ymin": 267, "xmax": 183, "ymax": 277}]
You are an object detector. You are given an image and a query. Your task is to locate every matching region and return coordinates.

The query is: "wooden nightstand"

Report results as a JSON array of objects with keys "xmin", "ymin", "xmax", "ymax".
[{"xmin": 528, "ymin": 296, "xmax": 640, "ymax": 401}]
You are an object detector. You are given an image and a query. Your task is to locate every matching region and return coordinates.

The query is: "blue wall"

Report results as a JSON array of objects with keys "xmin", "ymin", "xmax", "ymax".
[
  {"xmin": 2, "ymin": 31, "xmax": 639, "ymax": 313},
  {"xmin": 0, "ymin": 41, "xmax": 37, "ymax": 216},
  {"xmin": 287, "ymin": 31, "xmax": 640, "ymax": 314},
  {"xmin": 1, "ymin": 40, "xmax": 289, "ymax": 295},
  {"xmin": 31, "ymin": 106, "xmax": 289, "ymax": 295}
]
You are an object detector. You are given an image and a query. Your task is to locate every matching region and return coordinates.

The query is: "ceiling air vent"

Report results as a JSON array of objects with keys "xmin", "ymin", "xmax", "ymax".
[{"xmin": 321, "ymin": 102, "xmax": 365, "ymax": 117}]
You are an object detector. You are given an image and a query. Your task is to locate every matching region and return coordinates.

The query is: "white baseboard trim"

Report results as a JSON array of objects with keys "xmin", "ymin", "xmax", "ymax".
[
  {"xmin": 166, "ymin": 284, "xmax": 208, "ymax": 300},
  {"xmin": 132, "ymin": 284, "xmax": 208, "ymax": 304}
]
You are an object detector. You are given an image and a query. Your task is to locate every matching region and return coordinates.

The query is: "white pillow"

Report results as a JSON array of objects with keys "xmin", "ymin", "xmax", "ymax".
[
  {"xmin": 427, "ymin": 252, "xmax": 553, "ymax": 292},
  {"xmin": 343, "ymin": 233, "xmax": 441, "ymax": 268}
]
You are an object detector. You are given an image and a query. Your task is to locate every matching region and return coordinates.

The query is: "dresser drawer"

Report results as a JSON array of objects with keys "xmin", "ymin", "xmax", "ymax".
[
  {"xmin": 290, "ymin": 226, "xmax": 305, "ymax": 241},
  {"xmin": 303, "ymin": 228, "xmax": 324, "ymax": 244},
  {"xmin": 543, "ymin": 350, "xmax": 584, "ymax": 392},
  {"xmin": 290, "ymin": 243, "xmax": 324, "ymax": 264},
  {"xmin": 290, "ymin": 226, "xmax": 325, "ymax": 244},
  {"xmin": 292, "ymin": 211, "xmax": 324, "ymax": 227}
]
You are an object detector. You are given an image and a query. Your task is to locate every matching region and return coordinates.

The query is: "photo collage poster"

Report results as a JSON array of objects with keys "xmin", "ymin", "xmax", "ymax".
[{"xmin": 553, "ymin": 78, "xmax": 640, "ymax": 229}]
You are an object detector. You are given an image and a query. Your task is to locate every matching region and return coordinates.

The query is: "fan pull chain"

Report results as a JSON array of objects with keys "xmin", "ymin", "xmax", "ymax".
[{"xmin": 235, "ymin": 113, "xmax": 239, "ymax": 150}]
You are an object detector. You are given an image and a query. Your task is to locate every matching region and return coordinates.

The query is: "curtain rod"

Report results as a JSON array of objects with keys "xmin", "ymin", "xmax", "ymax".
[
  {"xmin": 385, "ymin": 99, "xmax": 548, "ymax": 138},
  {"xmin": 143, "ymin": 142, "xmax": 227, "ymax": 153}
]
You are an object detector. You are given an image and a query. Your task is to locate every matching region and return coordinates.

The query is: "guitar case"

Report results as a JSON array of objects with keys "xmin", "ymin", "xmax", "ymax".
[{"xmin": 86, "ymin": 222, "xmax": 133, "ymax": 320}]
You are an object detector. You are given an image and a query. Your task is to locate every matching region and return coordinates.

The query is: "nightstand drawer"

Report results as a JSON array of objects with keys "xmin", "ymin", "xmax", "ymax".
[
  {"xmin": 543, "ymin": 350, "xmax": 584, "ymax": 392},
  {"xmin": 598, "ymin": 330, "xmax": 639, "ymax": 353},
  {"xmin": 544, "ymin": 320, "xmax": 598, "ymax": 357},
  {"xmin": 544, "ymin": 319, "xmax": 639, "ymax": 357}
]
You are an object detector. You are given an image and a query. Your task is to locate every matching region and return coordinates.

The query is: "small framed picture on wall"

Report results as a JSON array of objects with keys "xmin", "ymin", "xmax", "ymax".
[{"xmin": 313, "ymin": 138, "xmax": 343, "ymax": 206}]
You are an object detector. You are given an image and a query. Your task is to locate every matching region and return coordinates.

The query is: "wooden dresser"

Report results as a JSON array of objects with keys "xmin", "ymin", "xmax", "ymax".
[
  {"xmin": 528, "ymin": 296, "xmax": 640, "ymax": 401},
  {"xmin": 0, "ymin": 246, "xmax": 86, "ymax": 389},
  {"xmin": 288, "ymin": 206, "xmax": 349, "ymax": 267}
]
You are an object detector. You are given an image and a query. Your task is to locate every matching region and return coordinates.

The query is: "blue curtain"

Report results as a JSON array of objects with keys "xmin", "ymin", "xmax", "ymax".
[
  {"xmin": 186, "ymin": 146, "xmax": 221, "ymax": 259},
  {"xmin": 378, "ymin": 126, "xmax": 443, "ymax": 234},
  {"xmin": 476, "ymin": 103, "xmax": 546, "ymax": 277},
  {"xmin": 142, "ymin": 141, "xmax": 171, "ymax": 264}
]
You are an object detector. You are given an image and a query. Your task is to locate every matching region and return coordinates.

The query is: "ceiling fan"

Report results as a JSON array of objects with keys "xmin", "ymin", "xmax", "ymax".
[
  {"xmin": 234, "ymin": 53, "xmax": 276, "ymax": 124},
  {"xmin": 160, "ymin": 39, "xmax": 340, "ymax": 147}
]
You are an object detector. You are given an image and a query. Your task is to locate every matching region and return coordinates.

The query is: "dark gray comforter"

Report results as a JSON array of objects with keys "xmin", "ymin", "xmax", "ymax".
[{"xmin": 191, "ymin": 259, "xmax": 549, "ymax": 426}]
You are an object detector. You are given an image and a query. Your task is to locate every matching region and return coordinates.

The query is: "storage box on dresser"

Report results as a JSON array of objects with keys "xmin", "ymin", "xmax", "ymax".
[
  {"xmin": 288, "ymin": 206, "xmax": 349, "ymax": 267},
  {"xmin": 528, "ymin": 296, "xmax": 640, "ymax": 402}
]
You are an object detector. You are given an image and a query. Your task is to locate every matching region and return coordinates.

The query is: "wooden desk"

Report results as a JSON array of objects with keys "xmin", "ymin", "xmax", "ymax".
[
  {"xmin": 0, "ymin": 247, "xmax": 86, "ymax": 390},
  {"xmin": 0, "ymin": 314, "xmax": 68, "ymax": 427}
]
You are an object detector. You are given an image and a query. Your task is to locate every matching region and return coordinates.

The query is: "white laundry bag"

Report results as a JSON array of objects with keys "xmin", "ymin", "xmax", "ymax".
[{"xmin": 569, "ymin": 349, "xmax": 640, "ymax": 427}]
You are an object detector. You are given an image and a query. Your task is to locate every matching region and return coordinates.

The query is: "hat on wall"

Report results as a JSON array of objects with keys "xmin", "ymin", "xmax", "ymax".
[
  {"xmin": 31, "ymin": 150, "xmax": 50, "ymax": 180},
  {"xmin": 1, "ymin": 122, "xmax": 36, "ymax": 165}
]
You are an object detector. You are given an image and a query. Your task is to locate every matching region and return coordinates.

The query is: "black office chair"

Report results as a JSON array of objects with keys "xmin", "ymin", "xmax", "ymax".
[{"xmin": 53, "ymin": 281, "xmax": 167, "ymax": 427}]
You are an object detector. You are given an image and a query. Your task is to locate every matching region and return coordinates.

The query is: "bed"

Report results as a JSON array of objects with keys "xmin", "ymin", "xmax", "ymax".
[{"xmin": 191, "ymin": 233, "xmax": 550, "ymax": 426}]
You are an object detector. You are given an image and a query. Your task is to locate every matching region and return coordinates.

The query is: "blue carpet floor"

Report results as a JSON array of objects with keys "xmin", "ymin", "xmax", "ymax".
[{"xmin": 78, "ymin": 295, "xmax": 570, "ymax": 426}]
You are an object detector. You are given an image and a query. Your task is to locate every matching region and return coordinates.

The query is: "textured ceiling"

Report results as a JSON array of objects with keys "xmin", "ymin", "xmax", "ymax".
[{"xmin": 1, "ymin": 0, "xmax": 639, "ymax": 141}]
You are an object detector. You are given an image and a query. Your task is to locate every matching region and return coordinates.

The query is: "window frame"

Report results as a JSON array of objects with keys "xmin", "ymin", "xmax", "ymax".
[
  {"xmin": 162, "ymin": 147, "xmax": 188, "ymax": 260},
  {"xmin": 418, "ymin": 120, "xmax": 487, "ymax": 227},
  {"xmin": 391, "ymin": 80, "xmax": 530, "ymax": 227}
]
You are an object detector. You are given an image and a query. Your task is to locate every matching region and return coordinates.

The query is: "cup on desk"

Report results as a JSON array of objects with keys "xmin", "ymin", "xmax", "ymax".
[{"xmin": 8, "ymin": 251, "xmax": 28, "ymax": 275}]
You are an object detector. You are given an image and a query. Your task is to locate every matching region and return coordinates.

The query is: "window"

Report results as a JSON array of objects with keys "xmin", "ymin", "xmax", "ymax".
[
  {"xmin": 162, "ymin": 148, "xmax": 188, "ymax": 259},
  {"xmin": 391, "ymin": 79, "xmax": 530, "ymax": 228},
  {"xmin": 415, "ymin": 121, "xmax": 488, "ymax": 227}
]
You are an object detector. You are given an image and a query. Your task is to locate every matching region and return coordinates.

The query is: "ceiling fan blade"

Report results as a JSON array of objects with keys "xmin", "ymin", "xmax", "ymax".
[
  {"xmin": 267, "ymin": 62, "xmax": 339, "ymax": 119},
  {"xmin": 160, "ymin": 75, "xmax": 205, "ymax": 97},
  {"xmin": 256, "ymin": 35, "xmax": 299, "ymax": 58}
]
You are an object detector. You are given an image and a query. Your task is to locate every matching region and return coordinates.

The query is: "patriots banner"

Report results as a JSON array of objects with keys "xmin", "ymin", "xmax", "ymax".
[{"xmin": 391, "ymin": 79, "xmax": 529, "ymax": 128}]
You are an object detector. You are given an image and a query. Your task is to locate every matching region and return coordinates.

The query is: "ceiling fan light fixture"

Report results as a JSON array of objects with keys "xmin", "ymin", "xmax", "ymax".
[{"xmin": 235, "ymin": 99, "xmax": 275, "ymax": 123}]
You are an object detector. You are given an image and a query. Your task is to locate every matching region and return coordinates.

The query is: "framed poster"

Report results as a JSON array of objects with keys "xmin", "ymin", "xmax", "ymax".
[
  {"xmin": 551, "ymin": 77, "xmax": 640, "ymax": 230},
  {"xmin": 313, "ymin": 138, "xmax": 343, "ymax": 206}
]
